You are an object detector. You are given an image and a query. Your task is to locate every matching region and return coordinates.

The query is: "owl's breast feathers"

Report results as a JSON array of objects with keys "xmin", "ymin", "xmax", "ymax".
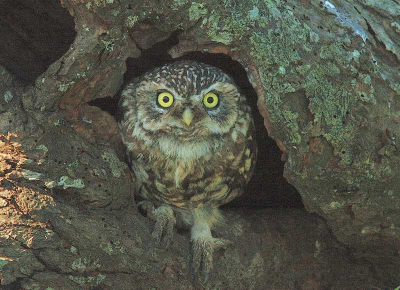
[{"xmin": 122, "ymin": 113, "xmax": 257, "ymax": 210}]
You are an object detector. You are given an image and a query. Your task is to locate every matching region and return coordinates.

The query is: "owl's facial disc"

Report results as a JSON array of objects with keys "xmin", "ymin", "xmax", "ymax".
[{"xmin": 137, "ymin": 78, "xmax": 240, "ymax": 140}]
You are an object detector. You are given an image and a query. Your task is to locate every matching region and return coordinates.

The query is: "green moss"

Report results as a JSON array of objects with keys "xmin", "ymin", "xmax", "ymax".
[
  {"xmin": 53, "ymin": 119, "xmax": 61, "ymax": 126},
  {"xmin": 389, "ymin": 83, "xmax": 400, "ymax": 94},
  {"xmin": 245, "ymin": 4, "xmax": 320, "ymax": 145},
  {"xmin": 321, "ymin": 201, "xmax": 345, "ymax": 213},
  {"xmin": 282, "ymin": 109, "xmax": 301, "ymax": 144},
  {"xmin": 171, "ymin": 0, "xmax": 189, "ymax": 10},
  {"xmin": 362, "ymin": 74, "xmax": 372, "ymax": 84},
  {"xmin": 319, "ymin": 42, "xmax": 355, "ymax": 66},
  {"xmin": 296, "ymin": 64, "xmax": 311, "ymax": 75},
  {"xmin": 68, "ymin": 274, "xmax": 106, "ymax": 286},
  {"xmin": 101, "ymin": 152, "xmax": 127, "ymax": 178},
  {"xmin": 59, "ymin": 81, "xmax": 75, "ymax": 92},
  {"xmin": 304, "ymin": 62, "xmax": 356, "ymax": 153},
  {"xmin": 188, "ymin": 2, "xmax": 208, "ymax": 21},
  {"xmin": 250, "ymin": 28, "xmax": 303, "ymax": 67},
  {"xmin": 249, "ymin": 5, "xmax": 363, "ymax": 156},
  {"xmin": 102, "ymin": 240, "xmax": 126, "ymax": 255},
  {"xmin": 352, "ymin": 154, "xmax": 394, "ymax": 181},
  {"xmin": 70, "ymin": 246, "xmax": 78, "ymax": 254},
  {"xmin": 35, "ymin": 144, "xmax": 49, "ymax": 153},
  {"xmin": 86, "ymin": 0, "xmax": 114, "ymax": 9},
  {"xmin": 247, "ymin": 4, "xmax": 307, "ymax": 124},
  {"xmin": 57, "ymin": 176, "xmax": 85, "ymax": 189},
  {"xmin": 204, "ymin": 11, "xmax": 234, "ymax": 45},
  {"xmin": 203, "ymin": 1, "xmax": 270, "ymax": 45},
  {"xmin": 249, "ymin": 252, "xmax": 264, "ymax": 269},
  {"xmin": 378, "ymin": 145, "xmax": 396, "ymax": 157},
  {"xmin": 309, "ymin": 30, "xmax": 320, "ymax": 43},
  {"xmin": 357, "ymin": 91, "xmax": 376, "ymax": 104},
  {"xmin": 71, "ymin": 258, "xmax": 88, "ymax": 272},
  {"xmin": 93, "ymin": 168, "xmax": 107, "ymax": 178},
  {"xmin": 352, "ymin": 73, "xmax": 376, "ymax": 104},
  {"xmin": 67, "ymin": 161, "xmax": 79, "ymax": 177},
  {"xmin": 111, "ymin": 8, "xmax": 120, "ymax": 16},
  {"xmin": 0, "ymin": 259, "xmax": 10, "ymax": 269},
  {"xmin": 101, "ymin": 39, "xmax": 115, "ymax": 52},
  {"xmin": 76, "ymin": 71, "xmax": 87, "ymax": 79},
  {"xmin": 248, "ymin": 6, "xmax": 259, "ymax": 19},
  {"xmin": 103, "ymin": 243, "xmax": 114, "ymax": 255},
  {"xmin": 20, "ymin": 169, "xmax": 42, "ymax": 181},
  {"xmin": 361, "ymin": 225, "xmax": 381, "ymax": 234},
  {"xmin": 126, "ymin": 15, "xmax": 139, "ymax": 28},
  {"xmin": 330, "ymin": 201, "xmax": 344, "ymax": 209},
  {"xmin": 71, "ymin": 257, "xmax": 101, "ymax": 273},
  {"xmin": 3, "ymin": 90, "xmax": 13, "ymax": 103},
  {"xmin": 352, "ymin": 50, "xmax": 361, "ymax": 63}
]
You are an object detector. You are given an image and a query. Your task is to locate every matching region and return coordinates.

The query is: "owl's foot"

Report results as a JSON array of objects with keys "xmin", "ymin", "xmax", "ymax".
[
  {"xmin": 192, "ymin": 236, "xmax": 233, "ymax": 279},
  {"xmin": 138, "ymin": 201, "xmax": 176, "ymax": 247},
  {"xmin": 152, "ymin": 205, "xmax": 176, "ymax": 247}
]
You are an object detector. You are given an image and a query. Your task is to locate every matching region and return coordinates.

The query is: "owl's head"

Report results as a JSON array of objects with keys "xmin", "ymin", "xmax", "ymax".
[{"xmin": 123, "ymin": 61, "xmax": 247, "ymax": 142}]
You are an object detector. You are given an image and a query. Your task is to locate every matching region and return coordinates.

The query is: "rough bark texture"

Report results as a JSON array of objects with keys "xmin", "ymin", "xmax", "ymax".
[{"xmin": 1, "ymin": 0, "xmax": 399, "ymax": 289}]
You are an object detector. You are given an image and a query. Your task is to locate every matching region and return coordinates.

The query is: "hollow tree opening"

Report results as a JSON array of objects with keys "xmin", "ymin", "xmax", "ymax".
[
  {"xmin": 0, "ymin": 0, "xmax": 76, "ymax": 84},
  {"xmin": 89, "ymin": 31, "xmax": 303, "ymax": 209}
]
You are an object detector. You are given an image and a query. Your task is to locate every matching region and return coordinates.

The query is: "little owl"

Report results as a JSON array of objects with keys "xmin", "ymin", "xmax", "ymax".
[{"xmin": 118, "ymin": 60, "xmax": 257, "ymax": 279}]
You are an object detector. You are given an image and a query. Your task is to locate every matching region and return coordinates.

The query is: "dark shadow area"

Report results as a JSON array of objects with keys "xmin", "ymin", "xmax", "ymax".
[
  {"xmin": 90, "ymin": 31, "xmax": 303, "ymax": 208},
  {"xmin": 0, "ymin": 0, "xmax": 76, "ymax": 84}
]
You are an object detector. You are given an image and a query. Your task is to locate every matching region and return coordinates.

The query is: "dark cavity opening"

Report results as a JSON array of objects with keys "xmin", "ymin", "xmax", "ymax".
[
  {"xmin": 0, "ymin": 0, "xmax": 76, "ymax": 84},
  {"xmin": 90, "ymin": 30, "xmax": 303, "ymax": 209}
]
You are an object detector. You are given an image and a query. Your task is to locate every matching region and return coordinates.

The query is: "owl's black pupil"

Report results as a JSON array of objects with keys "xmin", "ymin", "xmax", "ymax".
[
  {"xmin": 207, "ymin": 97, "xmax": 214, "ymax": 103},
  {"xmin": 163, "ymin": 96, "xmax": 169, "ymax": 103}
]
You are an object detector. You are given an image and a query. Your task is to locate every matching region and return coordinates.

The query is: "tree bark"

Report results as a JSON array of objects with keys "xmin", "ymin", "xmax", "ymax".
[{"xmin": 1, "ymin": 0, "xmax": 399, "ymax": 288}]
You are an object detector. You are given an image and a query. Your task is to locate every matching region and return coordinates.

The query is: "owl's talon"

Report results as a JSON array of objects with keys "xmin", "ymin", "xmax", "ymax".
[
  {"xmin": 151, "ymin": 205, "xmax": 176, "ymax": 247},
  {"xmin": 138, "ymin": 202, "xmax": 176, "ymax": 246},
  {"xmin": 192, "ymin": 237, "xmax": 233, "ymax": 281},
  {"xmin": 213, "ymin": 238, "xmax": 234, "ymax": 250},
  {"xmin": 137, "ymin": 201, "xmax": 156, "ymax": 220}
]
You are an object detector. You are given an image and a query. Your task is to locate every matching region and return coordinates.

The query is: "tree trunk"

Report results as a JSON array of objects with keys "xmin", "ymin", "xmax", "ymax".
[{"xmin": 1, "ymin": 0, "xmax": 399, "ymax": 288}]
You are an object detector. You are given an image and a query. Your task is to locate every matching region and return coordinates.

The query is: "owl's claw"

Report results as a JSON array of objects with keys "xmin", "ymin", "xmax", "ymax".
[
  {"xmin": 138, "ymin": 202, "xmax": 176, "ymax": 247},
  {"xmin": 192, "ymin": 237, "xmax": 233, "ymax": 282},
  {"xmin": 137, "ymin": 201, "xmax": 156, "ymax": 219},
  {"xmin": 152, "ymin": 205, "xmax": 176, "ymax": 246}
]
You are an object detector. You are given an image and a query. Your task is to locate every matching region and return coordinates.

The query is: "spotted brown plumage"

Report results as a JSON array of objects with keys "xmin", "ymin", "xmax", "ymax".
[{"xmin": 118, "ymin": 60, "xmax": 257, "ymax": 279}]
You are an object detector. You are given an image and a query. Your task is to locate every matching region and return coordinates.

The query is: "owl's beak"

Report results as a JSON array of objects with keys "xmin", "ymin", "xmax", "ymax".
[{"xmin": 182, "ymin": 108, "xmax": 193, "ymax": 126}]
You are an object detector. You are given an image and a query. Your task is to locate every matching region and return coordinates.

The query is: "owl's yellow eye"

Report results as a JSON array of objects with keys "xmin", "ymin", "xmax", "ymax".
[
  {"xmin": 157, "ymin": 92, "xmax": 174, "ymax": 108},
  {"xmin": 203, "ymin": 92, "xmax": 219, "ymax": 109}
]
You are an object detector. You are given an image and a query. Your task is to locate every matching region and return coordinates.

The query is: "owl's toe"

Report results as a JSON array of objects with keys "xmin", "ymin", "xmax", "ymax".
[
  {"xmin": 137, "ymin": 200, "xmax": 156, "ymax": 220},
  {"xmin": 192, "ymin": 237, "xmax": 233, "ymax": 282},
  {"xmin": 151, "ymin": 205, "xmax": 176, "ymax": 247},
  {"xmin": 212, "ymin": 238, "xmax": 234, "ymax": 251},
  {"xmin": 192, "ymin": 237, "xmax": 212, "ymax": 275}
]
